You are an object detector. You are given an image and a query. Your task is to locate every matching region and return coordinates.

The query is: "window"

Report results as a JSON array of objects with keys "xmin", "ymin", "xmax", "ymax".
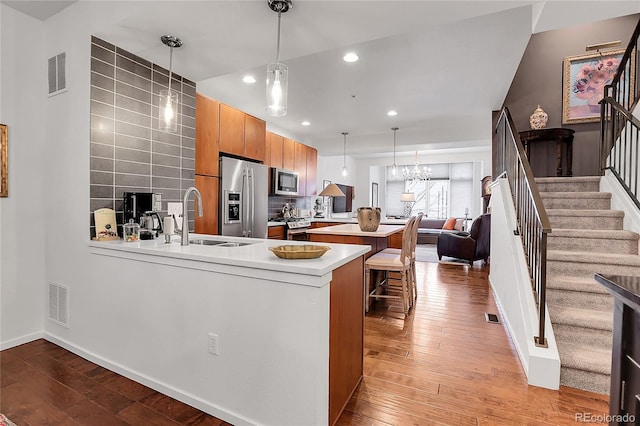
[{"xmin": 386, "ymin": 162, "xmax": 474, "ymax": 218}]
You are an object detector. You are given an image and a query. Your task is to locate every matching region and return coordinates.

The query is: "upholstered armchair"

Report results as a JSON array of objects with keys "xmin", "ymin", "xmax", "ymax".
[{"xmin": 437, "ymin": 214, "xmax": 491, "ymax": 264}]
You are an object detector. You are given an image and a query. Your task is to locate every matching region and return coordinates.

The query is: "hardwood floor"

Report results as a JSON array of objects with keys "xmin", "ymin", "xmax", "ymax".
[
  {"xmin": 338, "ymin": 261, "xmax": 609, "ymax": 425},
  {"xmin": 1, "ymin": 261, "xmax": 608, "ymax": 425}
]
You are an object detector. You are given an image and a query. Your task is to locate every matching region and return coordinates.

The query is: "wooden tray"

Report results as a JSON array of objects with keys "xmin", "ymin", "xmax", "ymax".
[{"xmin": 269, "ymin": 245, "xmax": 330, "ymax": 259}]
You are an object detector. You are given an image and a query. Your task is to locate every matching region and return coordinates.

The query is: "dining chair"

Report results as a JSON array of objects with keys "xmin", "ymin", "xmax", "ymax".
[{"xmin": 365, "ymin": 215, "xmax": 415, "ymax": 316}]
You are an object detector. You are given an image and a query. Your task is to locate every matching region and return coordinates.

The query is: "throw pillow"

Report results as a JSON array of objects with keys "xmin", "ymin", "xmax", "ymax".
[
  {"xmin": 443, "ymin": 217, "xmax": 456, "ymax": 230},
  {"xmin": 454, "ymin": 218, "xmax": 464, "ymax": 231}
]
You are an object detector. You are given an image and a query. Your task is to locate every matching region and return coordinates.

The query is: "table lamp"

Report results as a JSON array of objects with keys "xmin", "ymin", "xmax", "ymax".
[
  {"xmin": 319, "ymin": 183, "xmax": 345, "ymax": 219},
  {"xmin": 400, "ymin": 191, "xmax": 415, "ymax": 218}
]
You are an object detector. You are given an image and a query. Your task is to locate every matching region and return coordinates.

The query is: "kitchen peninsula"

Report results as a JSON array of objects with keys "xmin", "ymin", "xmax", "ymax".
[{"xmin": 87, "ymin": 235, "xmax": 369, "ymax": 426}]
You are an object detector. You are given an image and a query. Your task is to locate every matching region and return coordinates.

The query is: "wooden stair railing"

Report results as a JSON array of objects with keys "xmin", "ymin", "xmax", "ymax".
[
  {"xmin": 495, "ymin": 107, "xmax": 552, "ymax": 348},
  {"xmin": 600, "ymin": 17, "xmax": 640, "ymax": 209}
]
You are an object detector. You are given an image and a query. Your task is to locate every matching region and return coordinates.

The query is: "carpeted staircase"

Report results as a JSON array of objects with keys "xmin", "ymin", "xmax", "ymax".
[{"xmin": 537, "ymin": 176, "xmax": 640, "ymax": 394}]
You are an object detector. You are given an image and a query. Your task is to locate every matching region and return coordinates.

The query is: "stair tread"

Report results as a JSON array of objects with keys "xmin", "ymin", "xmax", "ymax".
[
  {"xmin": 547, "ymin": 275, "xmax": 610, "ymax": 294},
  {"xmin": 549, "ymin": 228, "xmax": 639, "ymax": 240},
  {"xmin": 548, "ymin": 250, "xmax": 640, "ymax": 266},
  {"xmin": 541, "ymin": 191, "xmax": 611, "ymax": 199},
  {"xmin": 556, "ymin": 340, "xmax": 611, "ymax": 375},
  {"xmin": 536, "ymin": 176, "xmax": 601, "ymax": 184},
  {"xmin": 549, "ymin": 305, "xmax": 613, "ymax": 331},
  {"xmin": 546, "ymin": 209, "xmax": 624, "ymax": 217}
]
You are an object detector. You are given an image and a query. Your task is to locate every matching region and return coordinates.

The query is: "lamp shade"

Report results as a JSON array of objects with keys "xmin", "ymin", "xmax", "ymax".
[
  {"xmin": 319, "ymin": 183, "xmax": 345, "ymax": 197},
  {"xmin": 400, "ymin": 192, "xmax": 416, "ymax": 202}
]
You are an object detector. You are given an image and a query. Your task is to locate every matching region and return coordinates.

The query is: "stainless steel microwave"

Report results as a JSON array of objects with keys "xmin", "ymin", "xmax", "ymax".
[{"xmin": 271, "ymin": 168, "xmax": 299, "ymax": 196}]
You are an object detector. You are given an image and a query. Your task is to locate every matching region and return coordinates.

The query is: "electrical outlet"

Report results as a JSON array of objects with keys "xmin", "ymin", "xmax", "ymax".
[
  {"xmin": 208, "ymin": 333, "xmax": 219, "ymax": 355},
  {"xmin": 167, "ymin": 202, "xmax": 183, "ymax": 229}
]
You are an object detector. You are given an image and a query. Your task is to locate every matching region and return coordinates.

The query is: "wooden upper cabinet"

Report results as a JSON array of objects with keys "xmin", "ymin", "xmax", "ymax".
[
  {"xmin": 244, "ymin": 114, "xmax": 266, "ymax": 162},
  {"xmin": 294, "ymin": 142, "xmax": 307, "ymax": 196},
  {"xmin": 267, "ymin": 132, "xmax": 284, "ymax": 169},
  {"xmin": 283, "ymin": 138, "xmax": 295, "ymax": 171},
  {"xmin": 195, "ymin": 93, "xmax": 219, "ymax": 177},
  {"xmin": 306, "ymin": 146, "xmax": 318, "ymax": 196},
  {"xmin": 219, "ymin": 104, "xmax": 244, "ymax": 157}
]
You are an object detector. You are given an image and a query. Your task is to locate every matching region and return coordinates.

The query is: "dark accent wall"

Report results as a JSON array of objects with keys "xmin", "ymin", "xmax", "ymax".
[
  {"xmin": 503, "ymin": 14, "xmax": 639, "ymax": 176},
  {"xmin": 89, "ymin": 36, "xmax": 196, "ymax": 237}
]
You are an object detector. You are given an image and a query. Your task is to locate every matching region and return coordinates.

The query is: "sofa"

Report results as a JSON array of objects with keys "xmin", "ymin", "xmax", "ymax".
[{"xmin": 416, "ymin": 218, "xmax": 465, "ymax": 245}]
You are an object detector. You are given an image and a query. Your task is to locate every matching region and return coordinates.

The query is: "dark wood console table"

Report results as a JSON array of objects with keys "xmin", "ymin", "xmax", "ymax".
[
  {"xmin": 519, "ymin": 128, "xmax": 575, "ymax": 177},
  {"xmin": 595, "ymin": 273, "xmax": 640, "ymax": 425}
]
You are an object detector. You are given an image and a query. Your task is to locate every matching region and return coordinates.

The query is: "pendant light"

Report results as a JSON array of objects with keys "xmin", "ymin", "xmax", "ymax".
[
  {"xmin": 158, "ymin": 35, "xmax": 182, "ymax": 133},
  {"xmin": 266, "ymin": 0, "xmax": 292, "ymax": 117},
  {"xmin": 341, "ymin": 132, "xmax": 348, "ymax": 177},
  {"xmin": 391, "ymin": 127, "xmax": 399, "ymax": 175}
]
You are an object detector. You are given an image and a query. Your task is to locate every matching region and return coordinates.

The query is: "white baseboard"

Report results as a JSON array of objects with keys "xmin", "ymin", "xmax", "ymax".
[
  {"xmin": 0, "ymin": 331, "xmax": 43, "ymax": 350},
  {"xmin": 41, "ymin": 333, "xmax": 254, "ymax": 426}
]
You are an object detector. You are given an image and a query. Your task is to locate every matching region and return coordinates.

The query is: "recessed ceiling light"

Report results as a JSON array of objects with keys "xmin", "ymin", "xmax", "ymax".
[
  {"xmin": 343, "ymin": 52, "xmax": 359, "ymax": 63},
  {"xmin": 387, "ymin": 110, "xmax": 398, "ymax": 116},
  {"xmin": 242, "ymin": 75, "xmax": 256, "ymax": 84},
  {"xmin": 301, "ymin": 121, "xmax": 310, "ymax": 126}
]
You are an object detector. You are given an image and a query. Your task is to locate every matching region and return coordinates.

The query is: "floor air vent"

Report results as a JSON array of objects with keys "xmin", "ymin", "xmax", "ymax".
[
  {"xmin": 485, "ymin": 313, "xmax": 500, "ymax": 324},
  {"xmin": 48, "ymin": 282, "xmax": 69, "ymax": 328}
]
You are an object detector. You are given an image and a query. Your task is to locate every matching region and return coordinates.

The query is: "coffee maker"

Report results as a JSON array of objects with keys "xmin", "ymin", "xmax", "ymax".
[{"xmin": 123, "ymin": 192, "xmax": 163, "ymax": 238}]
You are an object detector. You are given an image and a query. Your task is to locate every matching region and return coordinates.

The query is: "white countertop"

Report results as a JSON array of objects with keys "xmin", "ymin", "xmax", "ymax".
[
  {"xmin": 89, "ymin": 233, "xmax": 369, "ymax": 278},
  {"xmin": 306, "ymin": 223, "xmax": 405, "ymax": 237}
]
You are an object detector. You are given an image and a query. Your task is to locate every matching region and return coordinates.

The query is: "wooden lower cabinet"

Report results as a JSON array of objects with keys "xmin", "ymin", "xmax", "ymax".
[
  {"xmin": 194, "ymin": 175, "xmax": 219, "ymax": 235},
  {"xmin": 329, "ymin": 256, "xmax": 364, "ymax": 425},
  {"xmin": 267, "ymin": 225, "xmax": 285, "ymax": 240},
  {"xmin": 389, "ymin": 229, "xmax": 404, "ymax": 249}
]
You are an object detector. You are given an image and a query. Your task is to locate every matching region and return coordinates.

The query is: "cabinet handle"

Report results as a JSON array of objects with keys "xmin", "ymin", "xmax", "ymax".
[{"xmin": 621, "ymin": 380, "xmax": 626, "ymax": 411}]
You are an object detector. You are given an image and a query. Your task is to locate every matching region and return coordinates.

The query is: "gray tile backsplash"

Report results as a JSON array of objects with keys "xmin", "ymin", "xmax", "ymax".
[{"xmin": 89, "ymin": 36, "xmax": 196, "ymax": 238}]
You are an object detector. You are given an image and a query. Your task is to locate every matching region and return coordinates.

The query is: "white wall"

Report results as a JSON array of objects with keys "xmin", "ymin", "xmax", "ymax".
[
  {"xmin": 489, "ymin": 178, "xmax": 560, "ymax": 390},
  {"xmin": 0, "ymin": 5, "xmax": 47, "ymax": 348}
]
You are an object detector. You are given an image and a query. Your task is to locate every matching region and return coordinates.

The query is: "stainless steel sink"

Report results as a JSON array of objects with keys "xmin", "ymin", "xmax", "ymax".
[
  {"xmin": 188, "ymin": 239, "xmax": 255, "ymax": 247},
  {"xmin": 188, "ymin": 239, "xmax": 225, "ymax": 246}
]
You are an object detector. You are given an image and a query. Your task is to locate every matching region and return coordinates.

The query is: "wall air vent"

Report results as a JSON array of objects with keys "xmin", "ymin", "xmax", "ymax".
[
  {"xmin": 48, "ymin": 281, "xmax": 69, "ymax": 328},
  {"xmin": 48, "ymin": 52, "xmax": 66, "ymax": 96}
]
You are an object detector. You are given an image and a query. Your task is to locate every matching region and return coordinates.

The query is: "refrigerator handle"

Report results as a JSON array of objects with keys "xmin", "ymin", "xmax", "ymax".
[
  {"xmin": 247, "ymin": 167, "xmax": 256, "ymax": 237},
  {"xmin": 242, "ymin": 167, "xmax": 249, "ymax": 237}
]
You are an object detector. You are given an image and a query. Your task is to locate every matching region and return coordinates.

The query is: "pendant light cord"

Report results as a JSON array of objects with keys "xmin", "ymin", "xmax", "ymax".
[
  {"xmin": 275, "ymin": 8, "xmax": 282, "ymax": 63},
  {"xmin": 168, "ymin": 46, "xmax": 173, "ymax": 92}
]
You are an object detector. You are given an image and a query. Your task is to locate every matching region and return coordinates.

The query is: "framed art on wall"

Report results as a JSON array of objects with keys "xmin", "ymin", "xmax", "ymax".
[
  {"xmin": 0, "ymin": 124, "xmax": 7, "ymax": 197},
  {"xmin": 562, "ymin": 49, "xmax": 635, "ymax": 124}
]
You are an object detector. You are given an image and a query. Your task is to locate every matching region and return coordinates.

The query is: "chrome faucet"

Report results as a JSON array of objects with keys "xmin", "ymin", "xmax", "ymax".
[{"xmin": 181, "ymin": 186, "xmax": 204, "ymax": 246}]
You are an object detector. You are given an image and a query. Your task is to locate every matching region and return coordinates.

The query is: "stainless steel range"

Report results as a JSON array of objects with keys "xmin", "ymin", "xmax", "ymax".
[{"xmin": 285, "ymin": 218, "xmax": 311, "ymax": 240}]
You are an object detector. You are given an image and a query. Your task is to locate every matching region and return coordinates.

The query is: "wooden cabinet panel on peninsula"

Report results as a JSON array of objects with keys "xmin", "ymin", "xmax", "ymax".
[
  {"xmin": 194, "ymin": 175, "xmax": 219, "ymax": 235},
  {"xmin": 219, "ymin": 104, "xmax": 266, "ymax": 163},
  {"xmin": 195, "ymin": 94, "xmax": 219, "ymax": 177}
]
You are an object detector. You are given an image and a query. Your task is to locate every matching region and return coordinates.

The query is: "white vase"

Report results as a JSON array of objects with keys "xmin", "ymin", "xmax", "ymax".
[{"xmin": 529, "ymin": 105, "xmax": 549, "ymax": 129}]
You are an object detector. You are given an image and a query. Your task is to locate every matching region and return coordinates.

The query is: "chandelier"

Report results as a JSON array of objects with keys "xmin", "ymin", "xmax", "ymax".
[{"xmin": 403, "ymin": 151, "xmax": 431, "ymax": 181}]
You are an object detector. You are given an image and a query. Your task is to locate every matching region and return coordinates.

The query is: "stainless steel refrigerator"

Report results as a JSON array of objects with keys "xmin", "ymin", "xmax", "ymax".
[{"xmin": 219, "ymin": 156, "xmax": 268, "ymax": 238}]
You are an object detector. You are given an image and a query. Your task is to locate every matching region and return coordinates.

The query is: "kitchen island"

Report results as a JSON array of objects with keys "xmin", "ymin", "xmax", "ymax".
[
  {"xmin": 306, "ymin": 223, "xmax": 405, "ymax": 259},
  {"xmin": 85, "ymin": 235, "xmax": 369, "ymax": 426}
]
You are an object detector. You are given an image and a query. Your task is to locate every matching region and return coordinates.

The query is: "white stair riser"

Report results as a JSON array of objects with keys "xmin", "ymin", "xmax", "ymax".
[
  {"xmin": 541, "ymin": 197, "xmax": 610, "ymax": 210},
  {"xmin": 548, "ymin": 236, "xmax": 638, "ymax": 255},
  {"xmin": 547, "ymin": 289, "xmax": 613, "ymax": 311},
  {"xmin": 548, "ymin": 215, "xmax": 623, "ymax": 229}
]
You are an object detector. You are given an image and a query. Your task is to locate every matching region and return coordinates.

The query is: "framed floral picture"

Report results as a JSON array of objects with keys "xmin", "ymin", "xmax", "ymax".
[{"xmin": 562, "ymin": 49, "xmax": 634, "ymax": 124}]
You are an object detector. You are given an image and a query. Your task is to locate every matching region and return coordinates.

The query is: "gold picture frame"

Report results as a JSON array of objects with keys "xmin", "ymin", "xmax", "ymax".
[
  {"xmin": 0, "ymin": 124, "xmax": 6, "ymax": 197},
  {"xmin": 562, "ymin": 49, "xmax": 635, "ymax": 124}
]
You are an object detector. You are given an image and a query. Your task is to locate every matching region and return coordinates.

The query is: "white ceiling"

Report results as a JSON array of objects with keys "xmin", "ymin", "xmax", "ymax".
[{"xmin": 5, "ymin": 0, "xmax": 640, "ymax": 158}]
